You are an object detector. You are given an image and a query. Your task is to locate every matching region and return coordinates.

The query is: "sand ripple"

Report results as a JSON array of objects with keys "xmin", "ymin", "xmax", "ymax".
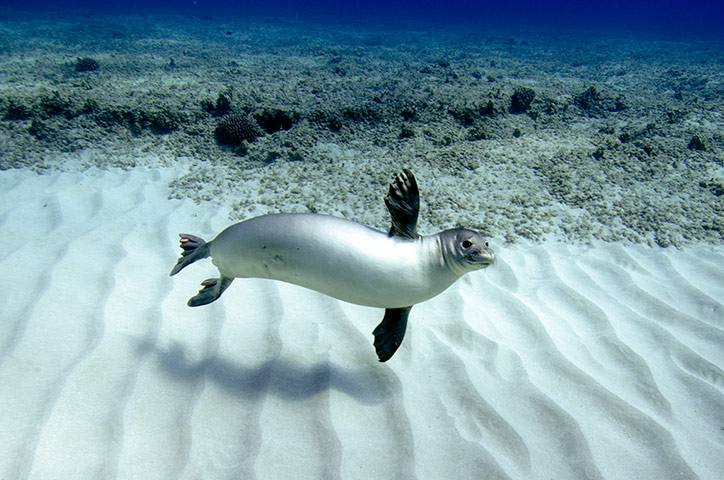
[{"xmin": 0, "ymin": 168, "xmax": 722, "ymax": 479}]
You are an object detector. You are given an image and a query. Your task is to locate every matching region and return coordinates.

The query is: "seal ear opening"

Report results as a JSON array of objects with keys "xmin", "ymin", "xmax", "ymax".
[{"xmin": 170, "ymin": 234, "xmax": 211, "ymax": 276}]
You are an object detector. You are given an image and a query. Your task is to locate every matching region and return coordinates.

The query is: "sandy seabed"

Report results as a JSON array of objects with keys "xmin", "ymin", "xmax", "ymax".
[
  {"xmin": 0, "ymin": 165, "xmax": 722, "ymax": 479},
  {"xmin": 1, "ymin": 11, "xmax": 724, "ymax": 479}
]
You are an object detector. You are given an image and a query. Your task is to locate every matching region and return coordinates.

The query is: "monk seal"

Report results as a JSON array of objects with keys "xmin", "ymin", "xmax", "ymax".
[{"xmin": 171, "ymin": 169, "xmax": 494, "ymax": 361}]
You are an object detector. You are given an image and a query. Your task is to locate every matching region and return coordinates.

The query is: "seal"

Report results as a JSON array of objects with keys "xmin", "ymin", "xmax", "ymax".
[{"xmin": 170, "ymin": 169, "xmax": 494, "ymax": 361}]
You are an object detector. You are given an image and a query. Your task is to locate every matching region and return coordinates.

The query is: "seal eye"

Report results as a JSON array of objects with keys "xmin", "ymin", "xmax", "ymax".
[{"xmin": 462, "ymin": 239, "xmax": 473, "ymax": 249}]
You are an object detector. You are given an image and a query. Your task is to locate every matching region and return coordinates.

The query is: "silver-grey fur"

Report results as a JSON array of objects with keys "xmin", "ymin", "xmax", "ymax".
[
  {"xmin": 170, "ymin": 169, "xmax": 495, "ymax": 361},
  {"xmin": 206, "ymin": 213, "xmax": 493, "ymax": 309}
]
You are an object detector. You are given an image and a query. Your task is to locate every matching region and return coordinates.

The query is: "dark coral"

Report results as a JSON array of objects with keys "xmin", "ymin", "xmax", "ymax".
[
  {"xmin": 699, "ymin": 180, "xmax": 723, "ymax": 197},
  {"xmin": 28, "ymin": 118, "xmax": 52, "ymax": 140},
  {"xmin": 400, "ymin": 106, "xmax": 416, "ymax": 121},
  {"xmin": 214, "ymin": 114, "xmax": 262, "ymax": 146},
  {"xmin": 688, "ymin": 135, "xmax": 706, "ymax": 151},
  {"xmin": 327, "ymin": 115, "xmax": 343, "ymax": 132},
  {"xmin": 94, "ymin": 106, "xmax": 184, "ymax": 134},
  {"xmin": 574, "ymin": 86, "xmax": 602, "ymax": 111},
  {"xmin": 467, "ymin": 122, "xmax": 489, "ymax": 141},
  {"xmin": 574, "ymin": 86, "xmax": 627, "ymax": 115},
  {"xmin": 449, "ymin": 104, "xmax": 478, "ymax": 125},
  {"xmin": 450, "ymin": 100, "xmax": 496, "ymax": 125},
  {"xmin": 480, "ymin": 100, "xmax": 495, "ymax": 116},
  {"xmin": 201, "ymin": 93, "xmax": 231, "ymax": 117},
  {"xmin": 255, "ymin": 109, "xmax": 297, "ymax": 134},
  {"xmin": 341, "ymin": 104, "xmax": 382, "ymax": 122},
  {"xmin": 38, "ymin": 92, "xmax": 72, "ymax": 118},
  {"xmin": 143, "ymin": 110, "xmax": 183, "ymax": 134},
  {"xmin": 3, "ymin": 99, "xmax": 32, "ymax": 120},
  {"xmin": 509, "ymin": 87, "xmax": 535, "ymax": 114},
  {"xmin": 398, "ymin": 125, "xmax": 415, "ymax": 139},
  {"xmin": 75, "ymin": 57, "xmax": 100, "ymax": 72}
]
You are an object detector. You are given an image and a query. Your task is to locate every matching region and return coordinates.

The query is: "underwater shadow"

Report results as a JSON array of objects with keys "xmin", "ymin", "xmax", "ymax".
[{"xmin": 136, "ymin": 339, "xmax": 395, "ymax": 405}]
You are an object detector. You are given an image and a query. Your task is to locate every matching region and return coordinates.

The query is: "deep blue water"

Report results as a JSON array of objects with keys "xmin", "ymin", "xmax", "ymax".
[{"xmin": 2, "ymin": 0, "xmax": 724, "ymax": 39}]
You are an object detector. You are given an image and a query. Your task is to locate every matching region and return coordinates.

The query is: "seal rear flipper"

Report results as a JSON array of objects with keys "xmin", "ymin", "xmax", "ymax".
[
  {"xmin": 385, "ymin": 169, "xmax": 419, "ymax": 239},
  {"xmin": 170, "ymin": 234, "xmax": 211, "ymax": 276},
  {"xmin": 372, "ymin": 306, "xmax": 412, "ymax": 362},
  {"xmin": 187, "ymin": 276, "xmax": 234, "ymax": 307}
]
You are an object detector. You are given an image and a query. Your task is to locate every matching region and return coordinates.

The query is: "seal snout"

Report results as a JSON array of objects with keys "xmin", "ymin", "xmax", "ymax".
[
  {"xmin": 444, "ymin": 228, "xmax": 496, "ymax": 272},
  {"xmin": 472, "ymin": 243, "xmax": 496, "ymax": 267}
]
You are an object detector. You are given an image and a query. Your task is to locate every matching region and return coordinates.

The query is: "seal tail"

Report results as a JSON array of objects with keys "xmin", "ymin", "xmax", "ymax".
[{"xmin": 169, "ymin": 234, "xmax": 211, "ymax": 276}]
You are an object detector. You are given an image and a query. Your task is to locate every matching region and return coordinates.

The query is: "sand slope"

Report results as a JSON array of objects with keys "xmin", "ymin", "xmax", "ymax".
[{"xmin": 0, "ymin": 167, "xmax": 722, "ymax": 479}]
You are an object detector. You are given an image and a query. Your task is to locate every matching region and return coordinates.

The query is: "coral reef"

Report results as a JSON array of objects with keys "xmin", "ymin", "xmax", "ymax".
[
  {"xmin": 94, "ymin": 106, "xmax": 185, "ymax": 134},
  {"xmin": 574, "ymin": 86, "xmax": 627, "ymax": 115},
  {"xmin": 74, "ymin": 57, "xmax": 100, "ymax": 72},
  {"xmin": 3, "ymin": 99, "xmax": 32, "ymax": 120},
  {"xmin": 255, "ymin": 109, "xmax": 297, "ymax": 134},
  {"xmin": 201, "ymin": 93, "xmax": 231, "ymax": 117},
  {"xmin": 214, "ymin": 114, "xmax": 263, "ymax": 146},
  {"xmin": 509, "ymin": 87, "xmax": 535, "ymax": 113},
  {"xmin": 1, "ymin": 16, "xmax": 722, "ymax": 245},
  {"xmin": 688, "ymin": 135, "xmax": 706, "ymax": 151}
]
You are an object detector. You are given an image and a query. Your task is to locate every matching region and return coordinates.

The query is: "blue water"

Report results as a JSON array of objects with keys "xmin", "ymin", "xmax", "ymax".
[{"xmin": 4, "ymin": 0, "xmax": 724, "ymax": 39}]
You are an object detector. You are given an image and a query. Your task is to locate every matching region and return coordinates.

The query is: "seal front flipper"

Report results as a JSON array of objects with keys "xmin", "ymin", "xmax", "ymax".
[
  {"xmin": 385, "ymin": 169, "xmax": 419, "ymax": 239},
  {"xmin": 187, "ymin": 276, "xmax": 234, "ymax": 307},
  {"xmin": 372, "ymin": 306, "xmax": 412, "ymax": 362},
  {"xmin": 170, "ymin": 234, "xmax": 210, "ymax": 276}
]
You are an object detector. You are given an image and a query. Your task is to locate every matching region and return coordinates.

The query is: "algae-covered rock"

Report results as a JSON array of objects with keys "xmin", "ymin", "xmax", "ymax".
[{"xmin": 509, "ymin": 87, "xmax": 535, "ymax": 114}]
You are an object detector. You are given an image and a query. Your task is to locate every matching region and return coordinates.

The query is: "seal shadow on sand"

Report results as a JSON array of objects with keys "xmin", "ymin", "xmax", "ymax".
[{"xmin": 135, "ymin": 339, "xmax": 396, "ymax": 405}]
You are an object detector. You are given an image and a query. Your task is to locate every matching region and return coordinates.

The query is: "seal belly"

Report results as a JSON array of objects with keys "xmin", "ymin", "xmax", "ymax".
[{"xmin": 209, "ymin": 213, "xmax": 451, "ymax": 308}]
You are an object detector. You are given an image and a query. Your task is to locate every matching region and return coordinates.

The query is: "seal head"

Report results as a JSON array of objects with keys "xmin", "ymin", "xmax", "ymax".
[{"xmin": 440, "ymin": 228, "xmax": 495, "ymax": 276}]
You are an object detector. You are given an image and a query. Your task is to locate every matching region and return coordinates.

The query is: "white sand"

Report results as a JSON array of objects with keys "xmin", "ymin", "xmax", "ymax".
[{"xmin": 0, "ymin": 166, "xmax": 722, "ymax": 480}]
